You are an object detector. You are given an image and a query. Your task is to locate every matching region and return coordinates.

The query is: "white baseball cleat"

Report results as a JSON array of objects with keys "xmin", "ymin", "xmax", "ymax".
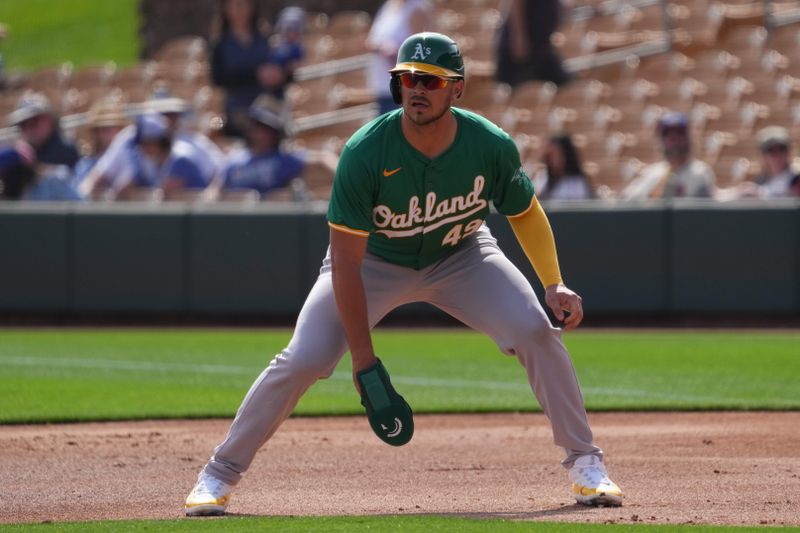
[
  {"xmin": 184, "ymin": 470, "xmax": 232, "ymax": 516},
  {"xmin": 568, "ymin": 455, "xmax": 624, "ymax": 507}
]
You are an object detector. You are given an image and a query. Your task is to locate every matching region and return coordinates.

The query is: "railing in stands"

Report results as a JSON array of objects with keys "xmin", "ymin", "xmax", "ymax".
[{"xmin": 293, "ymin": 53, "xmax": 371, "ymax": 82}]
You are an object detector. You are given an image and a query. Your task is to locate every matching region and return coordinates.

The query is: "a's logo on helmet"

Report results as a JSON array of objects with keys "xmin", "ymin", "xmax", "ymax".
[{"xmin": 411, "ymin": 43, "xmax": 432, "ymax": 61}]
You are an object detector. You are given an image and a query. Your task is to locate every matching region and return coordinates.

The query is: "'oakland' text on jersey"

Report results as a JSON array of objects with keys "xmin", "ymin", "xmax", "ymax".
[{"xmin": 327, "ymin": 107, "xmax": 535, "ymax": 269}]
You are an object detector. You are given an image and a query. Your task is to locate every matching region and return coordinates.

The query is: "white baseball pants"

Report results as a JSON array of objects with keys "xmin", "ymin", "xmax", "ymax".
[{"xmin": 204, "ymin": 225, "xmax": 602, "ymax": 485}]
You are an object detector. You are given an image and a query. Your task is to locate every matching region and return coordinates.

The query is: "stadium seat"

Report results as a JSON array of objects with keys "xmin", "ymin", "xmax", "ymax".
[
  {"xmin": 22, "ymin": 63, "xmax": 74, "ymax": 92},
  {"xmin": 10, "ymin": 0, "xmax": 800, "ymax": 203},
  {"xmin": 154, "ymin": 36, "xmax": 208, "ymax": 64},
  {"xmin": 68, "ymin": 63, "xmax": 118, "ymax": 91},
  {"xmin": 768, "ymin": 23, "xmax": 800, "ymax": 61},
  {"xmin": 714, "ymin": 155, "xmax": 759, "ymax": 187}
]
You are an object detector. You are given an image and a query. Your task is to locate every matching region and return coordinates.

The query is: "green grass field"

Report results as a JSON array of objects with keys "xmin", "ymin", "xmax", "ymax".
[
  {"xmin": 2, "ymin": 516, "xmax": 797, "ymax": 533},
  {"xmin": 1, "ymin": 328, "xmax": 798, "ymax": 424},
  {"xmin": 0, "ymin": 0, "xmax": 139, "ymax": 71},
  {"xmin": 4, "ymin": 328, "xmax": 798, "ymax": 530}
]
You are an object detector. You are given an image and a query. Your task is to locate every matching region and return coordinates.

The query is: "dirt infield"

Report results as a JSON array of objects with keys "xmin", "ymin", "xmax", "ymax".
[{"xmin": 3, "ymin": 412, "xmax": 799, "ymax": 526}]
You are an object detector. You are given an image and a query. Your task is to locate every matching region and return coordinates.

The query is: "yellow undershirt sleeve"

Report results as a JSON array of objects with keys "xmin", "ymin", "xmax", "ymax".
[{"xmin": 506, "ymin": 196, "xmax": 563, "ymax": 288}]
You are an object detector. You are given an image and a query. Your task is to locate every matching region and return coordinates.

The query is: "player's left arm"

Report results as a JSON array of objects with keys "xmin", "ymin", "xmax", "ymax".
[
  {"xmin": 492, "ymin": 134, "xmax": 583, "ymax": 329},
  {"xmin": 507, "ymin": 196, "xmax": 584, "ymax": 330}
]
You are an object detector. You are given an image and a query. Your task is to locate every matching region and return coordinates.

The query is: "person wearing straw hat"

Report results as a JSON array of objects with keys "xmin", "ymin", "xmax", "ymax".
[
  {"xmin": 72, "ymin": 99, "xmax": 130, "ymax": 191},
  {"xmin": 80, "ymin": 89, "xmax": 222, "ymax": 200}
]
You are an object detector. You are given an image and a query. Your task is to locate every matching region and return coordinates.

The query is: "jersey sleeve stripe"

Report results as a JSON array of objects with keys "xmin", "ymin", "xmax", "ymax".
[
  {"xmin": 328, "ymin": 221, "xmax": 371, "ymax": 237},
  {"xmin": 505, "ymin": 195, "xmax": 537, "ymax": 219}
]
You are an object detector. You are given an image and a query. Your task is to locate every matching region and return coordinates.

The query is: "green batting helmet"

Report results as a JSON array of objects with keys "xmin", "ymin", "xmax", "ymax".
[
  {"xmin": 389, "ymin": 32, "xmax": 465, "ymax": 78},
  {"xmin": 388, "ymin": 32, "xmax": 464, "ymax": 104}
]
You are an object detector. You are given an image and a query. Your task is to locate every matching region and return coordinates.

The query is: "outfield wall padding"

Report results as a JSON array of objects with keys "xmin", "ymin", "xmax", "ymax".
[
  {"xmin": 0, "ymin": 202, "xmax": 797, "ymax": 317},
  {"xmin": 487, "ymin": 207, "xmax": 671, "ymax": 314},
  {"xmin": 670, "ymin": 205, "xmax": 799, "ymax": 313},
  {"xmin": 0, "ymin": 208, "xmax": 70, "ymax": 311},
  {"xmin": 71, "ymin": 208, "xmax": 187, "ymax": 312},
  {"xmin": 187, "ymin": 211, "xmax": 306, "ymax": 314}
]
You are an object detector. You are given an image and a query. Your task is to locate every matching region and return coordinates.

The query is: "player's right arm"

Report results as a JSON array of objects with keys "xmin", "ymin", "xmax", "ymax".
[
  {"xmin": 329, "ymin": 227, "xmax": 378, "ymax": 390},
  {"xmin": 326, "ymin": 143, "xmax": 380, "ymax": 392}
]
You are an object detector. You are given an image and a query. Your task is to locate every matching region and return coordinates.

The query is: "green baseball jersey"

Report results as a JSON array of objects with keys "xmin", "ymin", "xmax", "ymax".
[{"xmin": 327, "ymin": 107, "xmax": 535, "ymax": 269}]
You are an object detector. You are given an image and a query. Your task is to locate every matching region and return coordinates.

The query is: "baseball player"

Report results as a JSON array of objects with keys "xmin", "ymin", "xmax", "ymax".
[{"xmin": 185, "ymin": 32, "xmax": 623, "ymax": 516}]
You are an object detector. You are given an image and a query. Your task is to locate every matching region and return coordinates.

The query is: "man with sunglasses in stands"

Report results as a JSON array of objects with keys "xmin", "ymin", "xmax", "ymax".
[
  {"xmin": 185, "ymin": 32, "xmax": 623, "ymax": 516},
  {"xmin": 752, "ymin": 126, "xmax": 800, "ymax": 198},
  {"xmin": 622, "ymin": 111, "xmax": 716, "ymax": 200}
]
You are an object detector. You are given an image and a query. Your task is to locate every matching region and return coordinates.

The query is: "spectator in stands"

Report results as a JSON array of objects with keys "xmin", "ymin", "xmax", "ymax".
[
  {"xmin": 112, "ymin": 112, "xmax": 208, "ymax": 201},
  {"xmin": 267, "ymin": 7, "xmax": 305, "ymax": 87},
  {"xmin": 7, "ymin": 92, "xmax": 80, "ymax": 169},
  {"xmin": 533, "ymin": 133, "xmax": 595, "ymax": 200},
  {"xmin": 79, "ymin": 91, "xmax": 223, "ymax": 200},
  {"xmin": 622, "ymin": 111, "xmax": 716, "ymax": 200},
  {"xmin": 211, "ymin": 0, "xmax": 289, "ymax": 137},
  {"xmin": 366, "ymin": 0, "xmax": 434, "ymax": 115},
  {"xmin": 72, "ymin": 99, "xmax": 129, "ymax": 187},
  {"xmin": 203, "ymin": 95, "xmax": 337, "ymax": 201},
  {"xmin": 752, "ymin": 126, "xmax": 800, "ymax": 197},
  {"xmin": 146, "ymin": 89, "xmax": 226, "ymax": 182},
  {"xmin": 0, "ymin": 141, "xmax": 82, "ymax": 201},
  {"xmin": 495, "ymin": 0, "xmax": 571, "ymax": 89}
]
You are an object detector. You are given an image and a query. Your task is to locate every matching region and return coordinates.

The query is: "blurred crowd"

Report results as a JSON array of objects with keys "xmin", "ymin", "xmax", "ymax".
[
  {"xmin": 0, "ymin": 1, "xmax": 326, "ymax": 203},
  {"xmin": 0, "ymin": 0, "xmax": 798, "ymax": 203}
]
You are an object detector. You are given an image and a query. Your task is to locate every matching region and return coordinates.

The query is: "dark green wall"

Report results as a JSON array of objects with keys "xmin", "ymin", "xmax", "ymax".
[
  {"xmin": 487, "ymin": 207, "xmax": 671, "ymax": 313},
  {"xmin": 71, "ymin": 211, "xmax": 186, "ymax": 312},
  {"xmin": 0, "ymin": 208, "xmax": 69, "ymax": 311},
  {"xmin": 670, "ymin": 206, "xmax": 798, "ymax": 312},
  {"xmin": 188, "ymin": 212, "xmax": 306, "ymax": 314},
  {"xmin": 1, "ymin": 202, "xmax": 798, "ymax": 318}
]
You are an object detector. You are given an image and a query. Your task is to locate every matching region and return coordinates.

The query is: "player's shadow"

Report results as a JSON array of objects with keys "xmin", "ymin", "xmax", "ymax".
[
  {"xmin": 218, "ymin": 505, "xmax": 603, "ymax": 520},
  {"xmin": 431, "ymin": 503, "xmax": 605, "ymax": 520}
]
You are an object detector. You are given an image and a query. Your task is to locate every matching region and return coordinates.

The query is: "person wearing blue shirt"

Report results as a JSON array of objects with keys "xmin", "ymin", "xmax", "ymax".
[
  {"xmin": 24, "ymin": 165, "xmax": 84, "ymax": 201},
  {"xmin": 115, "ymin": 112, "xmax": 209, "ymax": 201},
  {"xmin": 0, "ymin": 143, "xmax": 83, "ymax": 201},
  {"xmin": 79, "ymin": 92, "xmax": 223, "ymax": 201},
  {"xmin": 224, "ymin": 147, "xmax": 304, "ymax": 195},
  {"xmin": 204, "ymin": 95, "xmax": 337, "ymax": 201},
  {"xmin": 267, "ymin": 6, "xmax": 305, "ymax": 88}
]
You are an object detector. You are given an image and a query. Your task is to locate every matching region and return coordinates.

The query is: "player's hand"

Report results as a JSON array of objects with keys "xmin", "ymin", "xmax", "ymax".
[{"xmin": 545, "ymin": 284, "xmax": 583, "ymax": 330}]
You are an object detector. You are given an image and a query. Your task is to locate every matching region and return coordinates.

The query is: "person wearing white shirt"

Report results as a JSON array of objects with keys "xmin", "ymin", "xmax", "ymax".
[
  {"xmin": 753, "ymin": 126, "xmax": 800, "ymax": 198},
  {"xmin": 622, "ymin": 111, "xmax": 716, "ymax": 200},
  {"xmin": 80, "ymin": 93, "xmax": 224, "ymax": 200},
  {"xmin": 533, "ymin": 134, "xmax": 595, "ymax": 201}
]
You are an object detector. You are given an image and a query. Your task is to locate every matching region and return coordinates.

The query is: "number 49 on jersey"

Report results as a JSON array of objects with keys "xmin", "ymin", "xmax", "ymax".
[{"xmin": 442, "ymin": 219, "xmax": 483, "ymax": 247}]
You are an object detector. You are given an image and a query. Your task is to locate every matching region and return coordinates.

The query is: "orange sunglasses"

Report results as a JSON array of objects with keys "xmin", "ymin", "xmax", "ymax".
[{"xmin": 398, "ymin": 72, "xmax": 456, "ymax": 90}]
